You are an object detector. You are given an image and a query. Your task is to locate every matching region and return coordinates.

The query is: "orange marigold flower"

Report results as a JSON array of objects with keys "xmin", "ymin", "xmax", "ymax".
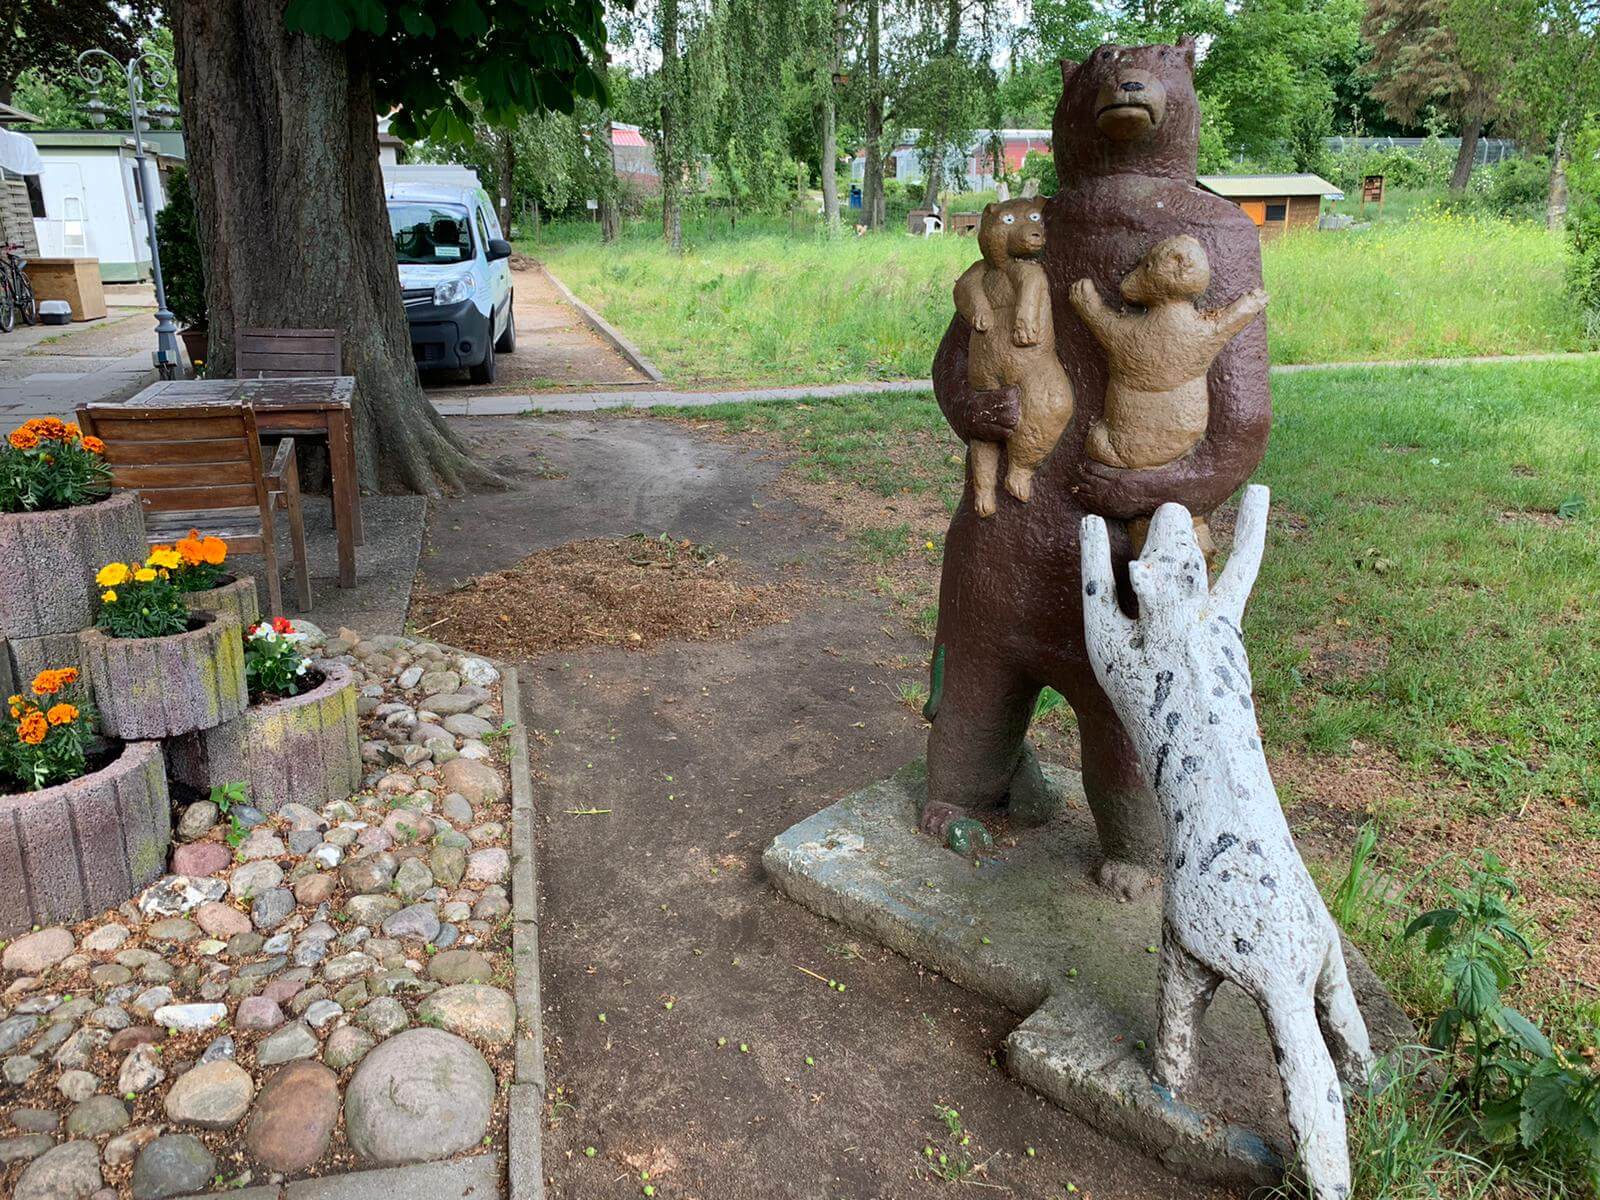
[
  {"xmin": 46, "ymin": 703, "xmax": 78, "ymax": 726},
  {"xmin": 63, "ymin": 422, "xmax": 82, "ymax": 441},
  {"xmin": 200, "ymin": 535, "xmax": 227, "ymax": 565},
  {"xmin": 176, "ymin": 532, "xmax": 205, "ymax": 565},
  {"xmin": 81, "ymin": 436, "xmax": 106, "ymax": 455},
  {"xmin": 31, "ymin": 667, "xmax": 78, "ymax": 696},
  {"xmin": 8, "ymin": 427, "xmax": 40, "ymax": 450},
  {"xmin": 17, "ymin": 711, "xmax": 48, "ymax": 745},
  {"xmin": 35, "ymin": 417, "xmax": 67, "ymax": 441}
]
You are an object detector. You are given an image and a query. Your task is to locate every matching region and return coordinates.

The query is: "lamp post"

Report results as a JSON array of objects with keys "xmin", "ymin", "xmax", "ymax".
[{"xmin": 78, "ymin": 48, "xmax": 181, "ymax": 381}]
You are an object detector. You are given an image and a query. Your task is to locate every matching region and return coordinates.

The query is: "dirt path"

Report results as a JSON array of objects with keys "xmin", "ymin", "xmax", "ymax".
[
  {"xmin": 421, "ymin": 266, "xmax": 651, "ymax": 395},
  {"xmin": 421, "ymin": 415, "xmax": 1231, "ymax": 1200}
]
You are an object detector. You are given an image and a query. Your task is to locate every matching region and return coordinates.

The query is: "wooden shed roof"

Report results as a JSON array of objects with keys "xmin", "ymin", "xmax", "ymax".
[{"xmin": 1198, "ymin": 173, "xmax": 1343, "ymax": 200}]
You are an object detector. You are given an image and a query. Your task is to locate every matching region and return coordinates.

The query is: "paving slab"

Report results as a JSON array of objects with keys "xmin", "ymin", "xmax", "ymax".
[{"xmin": 764, "ymin": 759, "xmax": 1415, "ymax": 1191}]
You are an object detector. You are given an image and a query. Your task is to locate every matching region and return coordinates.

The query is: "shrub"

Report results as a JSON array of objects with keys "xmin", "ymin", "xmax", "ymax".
[
  {"xmin": 245, "ymin": 617, "xmax": 313, "ymax": 699},
  {"xmin": 155, "ymin": 165, "xmax": 206, "ymax": 330},
  {"xmin": 94, "ymin": 552, "xmax": 191, "ymax": 639},
  {"xmin": 1, "ymin": 668, "xmax": 94, "ymax": 791},
  {"xmin": 1567, "ymin": 199, "xmax": 1600, "ymax": 334},
  {"xmin": 0, "ymin": 418, "xmax": 110, "ymax": 513}
]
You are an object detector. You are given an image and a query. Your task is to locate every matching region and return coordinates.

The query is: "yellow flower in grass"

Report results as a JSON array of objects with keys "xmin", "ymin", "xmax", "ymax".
[
  {"xmin": 134, "ymin": 567, "xmax": 157, "ymax": 583},
  {"xmin": 101, "ymin": 589, "xmax": 118, "ymax": 603},
  {"xmin": 96, "ymin": 562, "xmax": 130, "ymax": 588},
  {"xmin": 146, "ymin": 545, "xmax": 183, "ymax": 571},
  {"xmin": 46, "ymin": 703, "xmax": 78, "ymax": 726}
]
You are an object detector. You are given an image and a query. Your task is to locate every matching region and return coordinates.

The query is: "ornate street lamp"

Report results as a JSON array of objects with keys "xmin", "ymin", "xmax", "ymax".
[{"xmin": 78, "ymin": 48, "xmax": 181, "ymax": 380}]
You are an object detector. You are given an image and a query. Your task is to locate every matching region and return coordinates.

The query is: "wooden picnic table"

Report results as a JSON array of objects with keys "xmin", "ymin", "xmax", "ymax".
[{"xmin": 123, "ymin": 376, "xmax": 362, "ymax": 588}]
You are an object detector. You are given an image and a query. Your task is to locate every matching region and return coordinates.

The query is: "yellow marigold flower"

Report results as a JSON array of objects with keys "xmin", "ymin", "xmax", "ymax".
[
  {"xmin": 96, "ymin": 562, "xmax": 130, "ymax": 587},
  {"xmin": 147, "ymin": 545, "xmax": 183, "ymax": 571},
  {"xmin": 101, "ymin": 589, "xmax": 118, "ymax": 603},
  {"xmin": 134, "ymin": 567, "xmax": 157, "ymax": 583},
  {"xmin": 17, "ymin": 711, "xmax": 48, "ymax": 746},
  {"xmin": 82, "ymin": 435, "xmax": 106, "ymax": 455},
  {"xmin": 8, "ymin": 426, "xmax": 40, "ymax": 450},
  {"xmin": 46, "ymin": 703, "xmax": 78, "ymax": 726}
]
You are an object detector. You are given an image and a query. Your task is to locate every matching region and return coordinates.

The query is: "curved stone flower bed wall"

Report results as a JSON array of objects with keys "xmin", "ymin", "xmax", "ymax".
[
  {"xmin": 182, "ymin": 574, "xmax": 260, "ymax": 632},
  {"xmin": 167, "ymin": 660, "xmax": 362, "ymax": 813},
  {"xmin": 79, "ymin": 611, "xmax": 248, "ymax": 739},
  {"xmin": 0, "ymin": 493, "xmax": 146, "ymax": 639},
  {"xmin": 0, "ymin": 739, "xmax": 170, "ymax": 936}
]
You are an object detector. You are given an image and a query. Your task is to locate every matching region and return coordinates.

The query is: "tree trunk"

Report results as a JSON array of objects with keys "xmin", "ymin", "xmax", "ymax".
[
  {"xmin": 168, "ymin": 0, "xmax": 494, "ymax": 496},
  {"xmin": 659, "ymin": 0, "xmax": 684, "ymax": 253},
  {"xmin": 922, "ymin": 0, "xmax": 964, "ymax": 209},
  {"xmin": 863, "ymin": 0, "xmax": 884, "ymax": 230},
  {"xmin": 1547, "ymin": 124, "xmax": 1570, "ymax": 232},
  {"xmin": 497, "ymin": 132, "xmax": 516, "ymax": 237},
  {"xmin": 1450, "ymin": 118, "xmax": 1481, "ymax": 192},
  {"xmin": 598, "ymin": 119, "xmax": 621, "ymax": 244},
  {"xmin": 820, "ymin": 0, "xmax": 845, "ymax": 235}
]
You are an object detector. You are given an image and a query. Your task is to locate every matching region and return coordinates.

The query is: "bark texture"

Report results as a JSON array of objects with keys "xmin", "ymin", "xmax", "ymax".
[
  {"xmin": 0, "ymin": 740, "xmax": 171, "ymax": 937},
  {"xmin": 659, "ymin": 0, "xmax": 684, "ymax": 253},
  {"xmin": 166, "ymin": 660, "xmax": 360, "ymax": 813},
  {"xmin": 168, "ymin": 0, "xmax": 496, "ymax": 495},
  {"xmin": 1450, "ymin": 118, "xmax": 1481, "ymax": 191},
  {"xmin": 80, "ymin": 612, "xmax": 249, "ymax": 739},
  {"xmin": 863, "ymin": 0, "xmax": 885, "ymax": 230},
  {"xmin": 0, "ymin": 494, "xmax": 146, "ymax": 639}
]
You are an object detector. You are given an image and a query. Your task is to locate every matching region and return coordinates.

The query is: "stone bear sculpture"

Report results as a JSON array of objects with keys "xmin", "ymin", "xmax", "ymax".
[
  {"xmin": 1081, "ymin": 486, "xmax": 1372, "ymax": 1199},
  {"xmin": 952, "ymin": 182, "xmax": 1075, "ymax": 517},
  {"xmin": 924, "ymin": 37, "xmax": 1271, "ymax": 897},
  {"xmin": 1072, "ymin": 235, "xmax": 1268, "ymax": 472}
]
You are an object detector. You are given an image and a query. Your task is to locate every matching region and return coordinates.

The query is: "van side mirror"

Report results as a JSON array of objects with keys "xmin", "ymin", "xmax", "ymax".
[{"xmin": 486, "ymin": 238, "xmax": 512, "ymax": 262}]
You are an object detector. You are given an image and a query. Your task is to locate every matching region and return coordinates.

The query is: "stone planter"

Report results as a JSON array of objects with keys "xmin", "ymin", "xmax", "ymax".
[
  {"xmin": 0, "ymin": 493, "xmax": 146, "ymax": 639},
  {"xmin": 167, "ymin": 661, "xmax": 360, "ymax": 813},
  {"xmin": 79, "ymin": 611, "xmax": 248, "ymax": 739},
  {"xmin": 2, "ymin": 631, "xmax": 87, "ymax": 705},
  {"xmin": 0, "ymin": 740, "xmax": 171, "ymax": 936},
  {"xmin": 182, "ymin": 574, "xmax": 260, "ymax": 632}
]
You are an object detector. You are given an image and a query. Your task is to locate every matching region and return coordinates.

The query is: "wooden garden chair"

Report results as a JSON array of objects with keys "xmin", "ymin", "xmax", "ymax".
[
  {"xmin": 235, "ymin": 327, "xmax": 342, "ymax": 378},
  {"xmin": 78, "ymin": 403, "xmax": 312, "ymax": 615}
]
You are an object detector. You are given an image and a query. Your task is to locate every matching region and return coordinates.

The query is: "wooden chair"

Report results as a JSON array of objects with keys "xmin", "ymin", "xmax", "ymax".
[
  {"xmin": 78, "ymin": 403, "xmax": 312, "ymax": 615},
  {"xmin": 235, "ymin": 327, "xmax": 342, "ymax": 378}
]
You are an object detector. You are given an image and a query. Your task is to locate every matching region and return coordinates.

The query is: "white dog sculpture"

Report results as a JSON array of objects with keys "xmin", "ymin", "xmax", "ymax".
[{"xmin": 1080, "ymin": 485, "xmax": 1373, "ymax": 1199}]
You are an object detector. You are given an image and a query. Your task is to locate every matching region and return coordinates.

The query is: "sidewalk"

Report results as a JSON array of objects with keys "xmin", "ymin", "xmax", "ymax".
[{"xmin": 0, "ymin": 307, "xmax": 161, "ymax": 420}]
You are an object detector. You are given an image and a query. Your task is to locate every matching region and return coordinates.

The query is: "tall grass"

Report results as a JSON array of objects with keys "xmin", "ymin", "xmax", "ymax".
[{"xmin": 528, "ymin": 201, "xmax": 1589, "ymax": 387}]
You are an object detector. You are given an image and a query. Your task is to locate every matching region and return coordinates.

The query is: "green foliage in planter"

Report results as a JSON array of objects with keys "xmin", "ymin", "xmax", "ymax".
[
  {"xmin": 1, "ymin": 667, "xmax": 95, "ymax": 792},
  {"xmin": 155, "ymin": 165, "xmax": 207, "ymax": 330},
  {"xmin": 95, "ymin": 556, "xmax": 192, "ymax": 639},
  {"xmin": 245, "ymin": 617, "xmax": 314, "ymax": 699},
  {"xmin": 1, "ymin": 418, "xmax": 111, "ymax": 513}
]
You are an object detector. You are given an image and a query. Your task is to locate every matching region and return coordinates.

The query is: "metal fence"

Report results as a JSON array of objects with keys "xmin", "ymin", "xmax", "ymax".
[{"xmin": 1322, "ymin": 136, "xmax": 1520, "ymax": 165}]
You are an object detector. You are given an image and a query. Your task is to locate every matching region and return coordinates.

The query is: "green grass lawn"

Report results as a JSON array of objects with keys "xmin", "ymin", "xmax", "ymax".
[
  {"xmin": 669, "ymin": 357, "xmax": 1600, "ymax": 1194},
  {"xmin": 527, "ymin": 202, "xmax": 1590, "ymax": 387}
]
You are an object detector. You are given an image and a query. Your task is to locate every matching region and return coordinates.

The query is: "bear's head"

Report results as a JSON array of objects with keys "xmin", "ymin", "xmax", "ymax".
[
  {"xmin": 977, "ymin": 194, "xmax": 1047, "ymax": 266},
  {"xmin": 1120, "ymin": 235, "xmax": 1210, "ymax": 305},
  {"xmin": 1051, "ymin": 38, "xmax": 1200, "ymax": 186}
]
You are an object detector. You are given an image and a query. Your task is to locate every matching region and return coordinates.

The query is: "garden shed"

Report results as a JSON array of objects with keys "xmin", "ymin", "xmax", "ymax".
[{"xmin": 1197, "ymin": 173, "xmax": 1343, "ymax": 238}]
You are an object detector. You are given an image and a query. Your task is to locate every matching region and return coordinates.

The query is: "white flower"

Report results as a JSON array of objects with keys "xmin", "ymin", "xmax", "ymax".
[{"xmin": 295, "ymin": 660, "xmax": 309, "ymax": 675}]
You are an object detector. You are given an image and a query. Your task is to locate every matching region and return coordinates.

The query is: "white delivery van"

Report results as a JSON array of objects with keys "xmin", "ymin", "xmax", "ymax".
[{"xmin": 382, "ymin": 164, "xmax": 514, "ymax": 384}]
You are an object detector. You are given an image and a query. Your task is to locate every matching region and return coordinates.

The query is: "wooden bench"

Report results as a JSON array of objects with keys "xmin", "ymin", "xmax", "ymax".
[
  {"xmin": 235, "ymin": 327, "xmax": 342, "ymax": 378},
  {"xmin": 78, "ymin": 403, "xmax": 312, "ymax": 616}
]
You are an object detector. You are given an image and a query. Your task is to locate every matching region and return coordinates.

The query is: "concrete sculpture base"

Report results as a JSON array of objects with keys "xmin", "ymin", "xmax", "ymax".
[{"xmin": 764, "ymin": 760, "xmax": 1413, "ymax": 1188}]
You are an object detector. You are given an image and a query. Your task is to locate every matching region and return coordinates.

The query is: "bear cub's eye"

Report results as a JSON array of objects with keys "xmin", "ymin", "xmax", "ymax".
[
  {"xmin": 1001, "ymin": 213, "xmax": 1015, "ymax": 225},
  {"xmin": 1027, "ymin": 212, "xmax": 1041, "ymax": 222}
]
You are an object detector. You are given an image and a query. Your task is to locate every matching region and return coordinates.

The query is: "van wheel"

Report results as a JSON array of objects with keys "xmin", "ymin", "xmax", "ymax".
[
  {"xmin": 495, "ymin": 298, "xmax": 515, "ymax": 353},
  {"xmin": 469, "ymin": 334, "xmax": 496, "ymax": 384}
]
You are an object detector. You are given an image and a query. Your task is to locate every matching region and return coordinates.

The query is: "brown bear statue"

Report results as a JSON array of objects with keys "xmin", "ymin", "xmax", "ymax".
[{"xmin": 923, "ymin": 37, "xmax": 1271, "ymax": 897}]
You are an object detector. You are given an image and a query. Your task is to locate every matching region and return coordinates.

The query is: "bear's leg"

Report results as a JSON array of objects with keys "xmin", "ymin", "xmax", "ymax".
[
  {"xmin": 1004, "ymin": 462, "xmax": 1036, "ymax": 504},
  {"xmin": 1070, "ymin": 686, "xmax": 1164, "ymax": 898},
  {"xmin": 969, "ymin": 440, "xmax": 1001, "ymax": 518},
  {"xmin": 1085, "ymin": 419, "xmax": 1126, "ymax": 468},
  {"xmin": 923, "ymin": 639, "xmax": 1040, "ymax": 840}
]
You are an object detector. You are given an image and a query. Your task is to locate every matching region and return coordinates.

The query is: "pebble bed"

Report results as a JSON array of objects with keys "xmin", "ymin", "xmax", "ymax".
[{"xmin": 0, "ymin": 628, "xmax": 520, "ymax": 1200}]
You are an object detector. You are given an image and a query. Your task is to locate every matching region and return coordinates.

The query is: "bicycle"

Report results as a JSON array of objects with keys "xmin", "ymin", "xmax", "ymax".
[{"xmin": 1, "ymin": 243, "xmax": 37, "ymax": 333}]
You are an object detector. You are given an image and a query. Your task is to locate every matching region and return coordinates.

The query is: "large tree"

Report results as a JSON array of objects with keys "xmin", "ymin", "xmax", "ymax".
[
  {"xmin": 168, "ymin": 0, "xmax": 612, "ymax": 495},
  {"xmin": 0, "ymin": 0, "xmax": 159, "ymax": 105},
  {"xmin": 1361, "ymin": 0, "xmax": 1500, "ymax": 189}
]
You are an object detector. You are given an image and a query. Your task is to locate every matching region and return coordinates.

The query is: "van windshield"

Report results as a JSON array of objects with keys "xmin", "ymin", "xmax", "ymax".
[{"xmin": 389, "ymin": 203, "xmax": 473, "ymax": 265}]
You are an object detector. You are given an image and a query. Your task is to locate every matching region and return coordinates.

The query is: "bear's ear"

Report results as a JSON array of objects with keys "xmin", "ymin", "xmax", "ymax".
[
  {"xmin": 995, "ymin": 181, "xmax": 1010, "ymax": 202},
  {"xmin": 1059, "ymin": 58, "xmax": 1080, "ymax": 89},
  {"xmin": 983, "ymin": 202, "xmax": 997, "ymax": 216},
  {"xmin": 1176, "ymin": 35, "xmax": 1197, "ymax": 69},
  {"xmin": 1020, "ymin": 178, "xmax": 1040, "ymax": 199}
]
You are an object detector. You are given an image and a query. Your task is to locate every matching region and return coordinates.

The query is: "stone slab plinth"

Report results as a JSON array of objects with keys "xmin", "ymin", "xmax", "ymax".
[{"xmin": 763, "ymin": 760, "xmax": 1414, "ymax": 1190}]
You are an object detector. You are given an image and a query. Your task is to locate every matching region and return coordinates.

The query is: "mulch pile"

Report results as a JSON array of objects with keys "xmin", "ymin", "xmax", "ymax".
[{"xmin": 410, "ymin": 535, "xmax": 792, "ymax": 662}]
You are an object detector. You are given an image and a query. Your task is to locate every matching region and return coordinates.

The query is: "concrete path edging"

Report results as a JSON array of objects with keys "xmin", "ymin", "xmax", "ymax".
[
  {"xmin": 537, "ymin": 264, "xmax": 666, "ymax": 384},
  {"xmin": 431, "ymin": 348, "xmax": 1600, "ymax": 417}
]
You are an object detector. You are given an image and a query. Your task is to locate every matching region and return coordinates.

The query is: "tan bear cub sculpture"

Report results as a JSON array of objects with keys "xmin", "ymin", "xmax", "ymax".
[
  {"xmin": 1070, "ymin": 235, "xmax": 1267, "ymax": 472},
  {"xmin": 952, "ymin": 180, "xmax": 1075, "ymax": 517}
]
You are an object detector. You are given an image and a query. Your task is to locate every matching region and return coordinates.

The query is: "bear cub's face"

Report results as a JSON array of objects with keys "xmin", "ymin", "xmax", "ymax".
[
  {"xmin": 978, "ymin": 198, "xmax": 1047, "ymax": 265},
  {"xmin": 1120, "ymin": 235, "xmax": 1210, "ymax": 306}
]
